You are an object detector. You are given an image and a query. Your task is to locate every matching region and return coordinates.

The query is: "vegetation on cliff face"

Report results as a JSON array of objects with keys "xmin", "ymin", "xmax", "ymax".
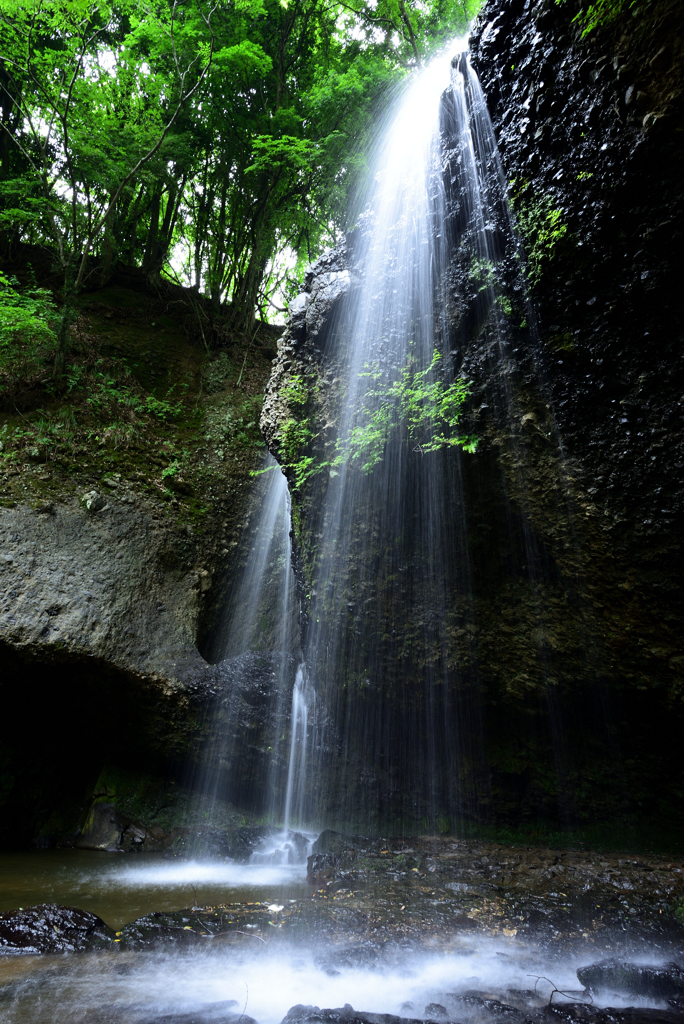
[
  {"xmin": 557, "ymin": 0, "xmax": 654, "ymax": 36},
  {"xmin": 271, "ymin": 353, "xmax": 476, "ymax": 490},
  {"xmin": 0, "ymin": 0, "xmax": 481, "ymax": 518},
  {"xmin": 0, "ymin": 275, "xmax": 278, "ymax": 534}
]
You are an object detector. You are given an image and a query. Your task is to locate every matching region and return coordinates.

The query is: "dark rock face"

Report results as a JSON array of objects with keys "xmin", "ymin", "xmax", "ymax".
[
  {"xmin": 0, "ymin": 465, "xmax": 299, "ymax": 849},
  {"xmin": 470, "ymin": 1, "xmax": 684, "ymax": 554},
  {"xmin": 0, "ymin": 643, "xmax": 295, "ymax": 851},
  {"xmin": 261, "ymin": 242, "xmax": 359, "ymax": 470},
  {"xmin": 465, "ymin": 0, "xmax": 684, "ymax": 824},
  {"xmin": 133, "ymin": 1008, "xmax": 255, "ymax": 1024},
  {"xmin": 578, "ymin": 960, "xmax": 684, "ymax": 1001},
  {"xmin": 279, "ymin": 1005, "xmax": 684, "ymax": 1024},
  {"xmin": 280, "ymin": 1005, "xmax": 432, "ymax": 1024},
  {"xmin": 261, "ymin": 0, "xmax": 684, "ymax": 836},
  {"xmin": 0, "ymin": 903, "xmax": 114, "ymax": 953}
]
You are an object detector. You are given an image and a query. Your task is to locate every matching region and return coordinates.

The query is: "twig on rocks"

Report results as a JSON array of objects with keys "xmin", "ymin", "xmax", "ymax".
[
  {"xmin": 236, "ymin": 929, "xmax": 267, "ymax": 944},
  {"xmin": 238, "ymin": 981, "xmax": 249, "ymax": 1022},
  {"xmin": 527, "ymin": 974, "xmax": 594, "ymax": 1006}
]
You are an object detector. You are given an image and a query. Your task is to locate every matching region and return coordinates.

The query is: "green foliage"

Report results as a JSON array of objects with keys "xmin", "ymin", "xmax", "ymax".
[
  {"xmin": 281, "ymin": 418, "xmax": 319, "ymax": 489},
  {"xmin": 0, "ymin": 272, "xmax": 56, "ymax": 359},
  {"xmin": 221, "ymin": 395, "xmax": 264, "ymax": 449},
  {"xmin": 274, "ymin": 374, "xmax": 320, "ymax": 489},
  {"xmin": 0, "ymin": 0, "xmax": 218, "ymax": 288},
  {"xmin": 335, "ymin": 401, "xmax": 394, "ymax": 474},
  {"xmin": 555, "ymin": 0, "xmax": 651, "ymax": 35},
  {"xmin": 281, "ymin": 375, "xmax": 310, "ymax": 407},
  {"xmin": 469, "ymin": 258, "xmax": 514, "ymax": 317},
  {"xmin": 0, "ymin": 272, "xmax": 58, "ymax": 392},
  {"xmin": 278, "ymin": 354, "xmax": 476, "ymax": 487},
  {"xmin": 510, "ymin": 181, "xmax": 569, "ymax": 285},
  {"xmin": 469, "ymin": 257, "xmax": 497, "ymax": 294},
  {"xmin": 143, "ymin": 386, "xmax": 188, "ymax": 422},
  {"xmin": 83, "ymin": 362, "xmax": 186, "ymax": 422},
  {"xmin": 0, "ymin": 0, "xmax": 483, "ymax": 334},
  {"xmin": 337, "ymin": 351, "xmax": 476, "ymax": 471},
  {"xmin": 395, "ymin": 353, "xmax": 476, "ymax": 454}
]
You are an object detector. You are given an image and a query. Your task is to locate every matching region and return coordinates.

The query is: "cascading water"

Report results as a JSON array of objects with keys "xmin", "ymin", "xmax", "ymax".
[
  {"xmin": 285, "ymin": 40, "xmax": 596, "ymax": 832},
  {"xmin": 205, "ymin": 454, "xmax": 296, "ymax": 666},
  {"xmin": 191, "ymin": 455, "xmax": 309, "ymax": 837},
  {"xmin": 283, "ymin": 663, "xmax": 311, "ymax": 831},
  {"xmin": 294, "ymin": 42, "xmax": 497, "ymax": 831},
  {"xmin": 2, "ymin": 37, "xmax": 678, "ymax": 1024}
]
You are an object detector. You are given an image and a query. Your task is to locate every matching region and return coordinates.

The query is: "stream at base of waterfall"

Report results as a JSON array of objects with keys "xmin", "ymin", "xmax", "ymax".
[{"xmin": 1, "ymin": 37, "xmax": 684, "ymax": 1024}]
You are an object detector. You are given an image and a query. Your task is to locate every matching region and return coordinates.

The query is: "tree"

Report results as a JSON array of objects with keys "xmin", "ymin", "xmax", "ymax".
[
  {"xmin": 0, "ymin": 0, "xmax": 481, "ymax": 342},
  {"xmin": 0, "ymin": 0, "xmax": 220, "ymax": 367}
]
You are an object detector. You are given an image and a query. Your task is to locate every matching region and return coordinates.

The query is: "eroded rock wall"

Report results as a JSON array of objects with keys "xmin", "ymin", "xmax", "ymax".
[
  {"xmin": 260, "ymin": 0, "xmax": 684, "ymax": 838},
  {"xmin": 466, "ymin": 0, "xmax": 684, "ymax": 822},
  {"xmin": 0, "ymin": 319, "xmax": 292, "ymax": 847}
]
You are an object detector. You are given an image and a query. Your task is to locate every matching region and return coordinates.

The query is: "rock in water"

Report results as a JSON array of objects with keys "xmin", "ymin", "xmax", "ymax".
[
  {"xmin": 0, "ymin": 903, "xmax": 115, "ymax": 953},
  {"xmin": 577, "ymin": 959, "xmax": 684, "ymax": 1000},
  {"xmin": 133, "ymin": 1007, "xmax": 257, "ymax": 1024},
  {"xmin": 280, "ymin": 1006, "xmax": 447, "ymax": 1024}
]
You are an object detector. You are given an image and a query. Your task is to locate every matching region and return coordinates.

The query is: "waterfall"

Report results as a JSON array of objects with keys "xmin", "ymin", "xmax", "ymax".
[
  {"xmin": 287, "ymin": 39, "xmax": 578, "ymax": 833},
  {"xmin": 283, "ymin": 663, "xmax": 310, "ymax": 831},
  {"xmin": 206, "ymin": 455, "xmax": 295, "ymax": 665},
  {"xmin": 190, "ymin": 451, "xmax": 315, "ymax": 861},
  {"xmin": 202, "ymin": 39, "xmax": 590, "ymax": 838},
  {"xmin": 294, "ymin": 40, "xmax": 480, "ymax": 831},
  {"xmin": 192, "ymin": 456, "xmax": 306, "ymax": 833}
]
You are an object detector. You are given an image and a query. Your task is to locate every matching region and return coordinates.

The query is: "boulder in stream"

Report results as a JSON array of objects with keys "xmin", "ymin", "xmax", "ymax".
[
  {"xmin": 577, "ymin": 959, "xmax": 684, "ymax": 1000},
  {"xmin": 280, "ymin": 1005, "xmax": 442, "ymax": 1024},
  {"xmin": 133, "ymin": 1005, "xmax": 257, "ymax": 1024},
  {"xmin": 0, "ymin": 903, "xmax": 115, "ymax": 953}
]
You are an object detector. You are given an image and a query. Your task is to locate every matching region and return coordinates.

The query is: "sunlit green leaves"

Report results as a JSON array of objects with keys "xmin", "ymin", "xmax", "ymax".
[
  {"xmin": 336, "ymin": 351, "xmax": 477, "ymax": 471},
  {"xmin": 0, "ymin": 0, "xmax": 485, "ymax": 330}
]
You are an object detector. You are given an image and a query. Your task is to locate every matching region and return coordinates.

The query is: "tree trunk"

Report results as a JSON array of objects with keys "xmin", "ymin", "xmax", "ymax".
[{"xmin": 142, "ymin": 192, "xmax": 161, "ymax": 279}]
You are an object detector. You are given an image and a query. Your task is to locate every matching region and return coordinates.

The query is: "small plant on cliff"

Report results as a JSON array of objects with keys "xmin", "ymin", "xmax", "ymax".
[
  {"xmin": 280, "ymin": 417, "xmax": 319, "ymax": 489},
  {"xmin": 275, "ymin": 357, "xmax": 476, "ymax": 486},
  {"xmin": 335, "ymin": 351, "xmax": 477, "ymax": 472},
  {"xmin": 275, "ymin": 373, "xmax": 321, "ymax": 489},
  {"xmin": 556, "ymin": 0, "xmax": 653, "ymax": 35},
  {"xmin": 509, "ymin": 181, "xmax": 569, "ymax": 285},
  {"xmin": 469, "ymin": 257, "xmax": 497, "ymax": 294}
]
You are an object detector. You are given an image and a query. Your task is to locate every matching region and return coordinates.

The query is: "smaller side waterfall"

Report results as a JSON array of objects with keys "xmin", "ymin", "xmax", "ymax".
[
  {"xmin": 283, "ymin": 664, "xmax": 311, "ymax": 831},
  {"xmin": 205, "ymin": 455, "xmax": 296, "ymax": 664},
  {"xmin": 189, "ymin": 453, "xmax": 316, "ymax": 861},
  {"xmin": 189, "ymin": 458, "xmax": 301, "ymax": 826},
  {"xmin": 248, "ymin": 664, "xmax": 314, "ymax": 864}
]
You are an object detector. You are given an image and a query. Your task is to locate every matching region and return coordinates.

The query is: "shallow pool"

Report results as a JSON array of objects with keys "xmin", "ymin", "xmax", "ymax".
[{"xmin": 0, "ymin": 850, "xmax": 313, "ymax": 929}]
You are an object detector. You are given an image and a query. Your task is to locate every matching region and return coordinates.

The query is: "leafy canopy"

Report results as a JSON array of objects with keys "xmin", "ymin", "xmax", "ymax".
[{"xmin": 0, "ymin": 0, "xmax": 482, "ymax": 334}]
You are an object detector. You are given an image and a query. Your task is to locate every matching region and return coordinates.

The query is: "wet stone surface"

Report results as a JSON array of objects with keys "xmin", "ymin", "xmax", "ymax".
[
  {"xmin": 61, "ymin": 838, "xmax": 682, "ymax": 966},
  {"xmin": 0, "ymin": 903, "xmax": 115, "ymax": 954},
  {"xmin": 3, "ymin": 842, "xmax": 684, "ymax": 1023},
  {"xmin": 132, "ymin": 1006, "xmax": 257, "ymax": 1024},
  {"xmin": 279, "ymin": 1006, "xmax": 684, "ymax": 1024},
  {"xmin": 577, "ymin": 961, "xmax": 684, "ymax": 1001}
]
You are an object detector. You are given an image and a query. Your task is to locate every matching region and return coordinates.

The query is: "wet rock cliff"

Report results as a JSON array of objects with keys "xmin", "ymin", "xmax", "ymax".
[
  {"xmin": 466, "ymin": 0, "xmax": 684, "ymax": 827},
  {"xmin": 261, "ymin": 0, "xmax": 684, "ymax": 839},
  {"xmin": 0, "ymin": 283, "xmax": 291, "ymax": 849}
]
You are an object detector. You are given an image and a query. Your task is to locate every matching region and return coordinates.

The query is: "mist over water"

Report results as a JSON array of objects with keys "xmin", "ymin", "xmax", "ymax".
[{"xmin": 1, "ymin": 932, "xmax": 675, "ymax": 1024}]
